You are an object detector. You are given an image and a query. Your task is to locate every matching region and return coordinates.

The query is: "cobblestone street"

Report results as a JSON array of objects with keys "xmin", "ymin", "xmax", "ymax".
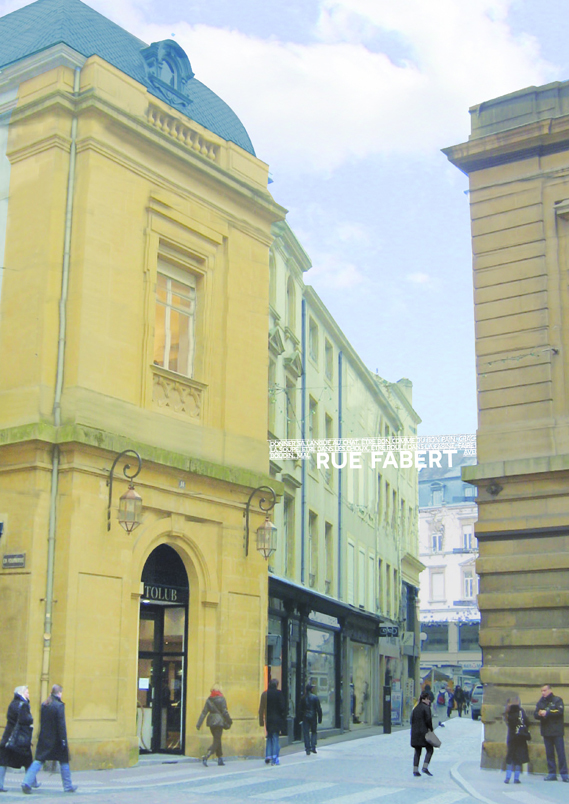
[{"xmin": 1, "ymin": 717, "xmax": 567, "ymax": 804}]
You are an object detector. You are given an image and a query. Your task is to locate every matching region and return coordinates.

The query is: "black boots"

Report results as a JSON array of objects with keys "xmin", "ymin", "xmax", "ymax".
[{"xmin": 217, "ymin": 758, "xmax": 225, "ymax": 766}]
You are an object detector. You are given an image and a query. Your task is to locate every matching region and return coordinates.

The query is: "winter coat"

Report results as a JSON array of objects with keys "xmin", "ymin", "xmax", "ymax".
[
  {"xmin": 34, "ymin": 695, "xmax": 69, "ymax": 763},
  {"xmin": 298, "ymin": 693, "xmax": 322, "ymax": 728},
  {"xmin": 534, "ymin": 694, "xmax": 565, "ymax": 738},
  {"xmin": 0, "ymin": 695, "xmax": 33, "ymax": 769},
  {"xmin": 258, "ymin": 687, "xmax": 286, "ymax": 734},
  {"xmin": 505, "ymin": 705, "xmax": 530, "ymax": 766},
  {"xmin": 196, "ymin": 694, "xmax": 230, "ymax": 730},
  {"xmin": 410, "ymin": 701, "xmax": 433, "ymax": 748}
]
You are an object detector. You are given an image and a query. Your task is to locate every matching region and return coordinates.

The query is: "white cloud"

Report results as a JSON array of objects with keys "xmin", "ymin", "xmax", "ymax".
[
  {"xmin": 308, "ymin": 255, "xmax": 366, "ymax": 289},
  {"xmin": 406, "ymin": 272, "xmax": 432, "ymax": 285},
  {"xmin": 0, "ymin": 0, "xmax": 557, "ymax": 174}
]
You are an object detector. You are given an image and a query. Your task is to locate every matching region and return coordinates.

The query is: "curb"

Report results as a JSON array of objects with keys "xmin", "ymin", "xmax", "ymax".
[{"xmin": 450, "ymin": 761, "xmax": 500, "ymax": 804}]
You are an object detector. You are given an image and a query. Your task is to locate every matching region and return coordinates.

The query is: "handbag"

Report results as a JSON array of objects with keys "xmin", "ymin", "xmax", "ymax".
[
  {"xmin": 425, "ymin": 730, "xmax": 441, "ymax": 748},
  {"xmin": 515, "ymin": 712, "xmax": 531, "ymax": 741},
  {"xmin": 223, "ymin": 713, "xmax": 233, "ymax": 731},
  {"xmin": 5, "ymin": 722, "xmax": 31, "ymax": 754}
]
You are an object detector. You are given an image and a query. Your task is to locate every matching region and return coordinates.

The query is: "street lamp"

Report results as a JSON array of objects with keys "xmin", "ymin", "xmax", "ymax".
[
  {"xmin": 244, "ymin": 486, "xmax": 277, "ymax": 559},
  {"xmin": 107, "ymin": 449, "xmax": 143, "ymax": 532}
]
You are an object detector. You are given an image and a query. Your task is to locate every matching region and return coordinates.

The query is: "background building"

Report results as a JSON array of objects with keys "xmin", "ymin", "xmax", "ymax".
[
  {"xmin": 267, "ymin": 221, "xmax": 423, "ymax": 737},
  {"xmin": 0, "ymin": 0, "xmax": 284, "ymax": 768},
  {"xmin": 445, "ymin": 80, "xmax": 569, "ymax": 771},
  {"xmin": 418, "ymin": 453, "xmax": 481, "ymax": 690}
]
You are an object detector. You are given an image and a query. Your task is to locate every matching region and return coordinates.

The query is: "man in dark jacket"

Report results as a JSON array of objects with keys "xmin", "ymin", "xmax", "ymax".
[
  {"xmin": 298, "ymin": 684, "xmax": 322, "ymax": 756},
  {"xmin": 534, "ymin": 684, "xmax": 568, "ymax": 782},
  {"xmin": 22, "ymin": 685, "xmax": 77, "ymax": 794},
  {"xmin": 258, "ymin": 679, "xmax": 286, "ymax": 765}
]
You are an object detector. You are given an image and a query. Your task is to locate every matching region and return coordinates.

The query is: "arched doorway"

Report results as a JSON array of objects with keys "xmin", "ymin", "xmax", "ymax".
[{"xmin": 137, "ymin": 544, "xmax": 189, "ymax": 754}]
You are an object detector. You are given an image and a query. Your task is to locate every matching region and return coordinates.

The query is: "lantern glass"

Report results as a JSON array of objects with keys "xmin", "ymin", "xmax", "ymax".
[
  {"xmin": 256, "ymin": 517, "xmax": 277, "ymax": 559},
  {"xmin": 118, "ymin": 485, "xmax": 143, "ymax": 533}
]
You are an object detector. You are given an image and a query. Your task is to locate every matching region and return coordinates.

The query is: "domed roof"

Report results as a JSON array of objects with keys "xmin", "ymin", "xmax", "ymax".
[{"xmin": 0, "ymin": 0, "xmax": 255, "ymax": 155}]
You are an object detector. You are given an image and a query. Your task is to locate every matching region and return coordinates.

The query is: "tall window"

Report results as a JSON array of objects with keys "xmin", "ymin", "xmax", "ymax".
[
  {"xmin": 325, "ymin": 339, "xmax": 333, "ymax": 381},
  {"xmin": 268, "ymin": 359, "xmax": 276, "ymax": 434},
  {"xmin": 462, "ymin": 525, "xmax": 474, "ymax": 550},
  {"xmin": 286, "ymin": 378, "xmax": 297, "ymax": 440},
  {"xmin": 347, "ymin": 542, "xmax": 355, "ymax": 604},
  {"xmin": 430, "ymin": 483, "xmax": 443, "ymax": 506},
  {"xmin": 463, "ymin": 568, "xmax": 475, "ymax": 599},
  {"xmin": 430, "ymin": 569, "xmax": 445, "ymax": 601},
  {"xmin": 309, "ymin": 511, "xmax": 318, "ymax": 588},
  {"xmin": 154, "ymin": 266, "xmax": 196, "ymax": 377},
  {"xmin": 431, "ymin": 531, "xmax": 443, "ymax": 552},
  {"xmin": 309, "ymin": 317, "xmax": 319, "ymax": 363},
  {"xmin": 358, "ymin": 549, "xmax": 366, "ymax": 607},
  {"xmin": 286, "ymin": 276, "xmax": 296, "ymax": 330},
  {"xmin": 284, "ymin": 496, "xmax": 295, "ymax": 577},
  {"xmin": 309, "ymin": 397, "xmax": 318, "ymax": 472},
  {"xmin": 368, "ymin": 554, "xmax": 375, "ymax": 611},
  {"xmin": 324, "ymin": 414, "xmax": 334, "ymax": 486},
  {"xmin": 325, "ymin": 522, "xmax": 333, "ymax": 594}
]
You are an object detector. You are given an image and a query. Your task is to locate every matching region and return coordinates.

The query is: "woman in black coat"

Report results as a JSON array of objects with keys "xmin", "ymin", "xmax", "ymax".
[
  {"xmin": 22, "ymin": 684, "xmax": 77, "ymax": 793},
  {"xmin": 196, "ymin": 684, "xmax": 231, "ymax": 767},
  {"xmin": 0, "ymin": 686, "xmax": 35, "ymax": 792},
  {"xmin": 503, "ymin": 696, "xmax": 530, "ymax": 784},
  {"xmin": 411, "ymin": 690, "xmax": 435, "ymax": 777}
]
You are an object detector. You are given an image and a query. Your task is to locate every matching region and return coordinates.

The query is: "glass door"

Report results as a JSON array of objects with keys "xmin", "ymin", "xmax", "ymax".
[{"xmin": 138, "ymin": 605, "xmax": 186, "ymax": 754}]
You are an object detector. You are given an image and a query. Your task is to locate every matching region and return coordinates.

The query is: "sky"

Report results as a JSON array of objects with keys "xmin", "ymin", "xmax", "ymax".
[{"xmin": 3, "ymin": 0, "xmax": 569, "ymax": 436}]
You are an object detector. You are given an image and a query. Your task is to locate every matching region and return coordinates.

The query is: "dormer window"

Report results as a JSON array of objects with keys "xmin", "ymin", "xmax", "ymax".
[{"xmin": 141, "ymin": 40, "xmax": 195, "ymax": 109}]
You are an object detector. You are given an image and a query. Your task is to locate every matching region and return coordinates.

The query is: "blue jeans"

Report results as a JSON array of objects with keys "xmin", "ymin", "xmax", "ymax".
[
  {"xmin": 265, "ymin": 732, "xmax": 280, "ymax": 760},
  {"xmin": 544, "ymin": 735, "xmax": 568, "ymax": 777},
  {"xmin": 24, "ymin": 760, "xmax": 74, "ymax": 791},
  {"xmin": 303, "ymin": 720, "xmax": 317, "ymax": 752},
  {"xmin": 505, "ymin": 763, "xmax": 521, "ymax": 781}
]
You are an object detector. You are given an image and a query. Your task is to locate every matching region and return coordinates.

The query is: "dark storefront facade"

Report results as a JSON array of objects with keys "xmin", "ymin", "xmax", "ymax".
[{"xmin": 268, "ymin": 576, "xmax": 382, "ymax": 740}]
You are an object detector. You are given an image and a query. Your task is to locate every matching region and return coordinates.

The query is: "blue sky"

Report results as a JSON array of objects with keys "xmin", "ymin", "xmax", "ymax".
[{"xmin": 3, "ymin": 0, "xmax": 565, "ymax": 436}]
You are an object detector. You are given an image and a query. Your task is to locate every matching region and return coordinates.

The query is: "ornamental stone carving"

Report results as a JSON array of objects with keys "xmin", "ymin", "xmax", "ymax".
[{"xmin": 152, "ymin": 371, "xmax": 203, "ymax": 419}]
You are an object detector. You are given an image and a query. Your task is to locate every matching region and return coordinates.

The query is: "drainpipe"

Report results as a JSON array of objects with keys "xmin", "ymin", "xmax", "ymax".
[
  {"xmin": 41, "ymin": 67, "xmax": 81, "ymax": 702},
  {"xmin": 337, "ymin": 350, "xmax": 343, "ymax": 599},
  {"xmin": 300, "ymin": 298, "xmax": 306, "ymax": 584}
]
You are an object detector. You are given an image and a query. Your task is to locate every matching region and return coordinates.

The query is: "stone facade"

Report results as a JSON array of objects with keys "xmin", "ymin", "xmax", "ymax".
[
  {"xmin": 444, "ymin": 81, "xmax": 569, "ymax": 771},
  {"xmin": 267, "ymin": 222, "xmax": 423, "ymax": 732},
  {"xmin": 0, "ymin": 1, "xmax": 284, "ymax": 768}
]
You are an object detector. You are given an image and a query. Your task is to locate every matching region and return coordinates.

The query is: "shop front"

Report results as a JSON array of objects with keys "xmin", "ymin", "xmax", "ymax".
[{"xmin": 268, "ymin": 576, "xmax": 381, "ymax": 740}]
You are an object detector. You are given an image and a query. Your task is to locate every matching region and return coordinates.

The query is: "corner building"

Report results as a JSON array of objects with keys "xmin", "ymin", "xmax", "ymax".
[
  {"xmin": 445, "ymin": 82, "xmax": 569, "ymax": 770},
  {"xmin": 0, "ymin": 0, "xmax": 284, "ymax": 768}
]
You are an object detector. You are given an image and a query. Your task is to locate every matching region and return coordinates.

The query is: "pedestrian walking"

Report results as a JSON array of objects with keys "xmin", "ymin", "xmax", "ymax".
[
  {"xmin": 0, "ymin": 686, "xmax": 36, "ymax": 792},
  {"xmin": 258, "ymin": 679, "xmax": 286, "ymax": 766},
  {"xmin": 21, "ymin": 684, "xmax": 77, "ymax": 794},
  {"xmin": 446, "ymin": 689, "xmax": 455, "ymax": 719},
  {"xmin": 454, "ymin": 686, "xmax": 465, "ymax": 718},
  {"xmin": 534, "ymin": 683, "xmax": 568, "ymax": 782},
  {"xmin": 298, "ymin": 684, "xmax": 322, "ymax": 756},
  {"xmin": 196, "ymin": 684, "xmax": 231, "ymax": 767},
  {"xmin": 411, "ymin": 690, "xmax": 435, "ymax": 777},
  {"xmin": 503, "ymin": 695, "xmax": 530, "ymax": 784}
]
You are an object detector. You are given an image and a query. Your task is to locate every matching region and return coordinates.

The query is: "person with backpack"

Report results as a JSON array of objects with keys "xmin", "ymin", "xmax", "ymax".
[
  {"xmin": 298, "ymin": 684, "xmax": 322, "ymax": 756},
  {"xmin": 446, "ymin": 689, "xmax": 455, "ymax": 719}
]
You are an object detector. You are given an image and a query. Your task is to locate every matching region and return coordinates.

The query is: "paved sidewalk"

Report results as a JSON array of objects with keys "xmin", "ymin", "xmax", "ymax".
[{"xmin": 453, "ymin": 757, "xmax": 569, "ymax": 804}]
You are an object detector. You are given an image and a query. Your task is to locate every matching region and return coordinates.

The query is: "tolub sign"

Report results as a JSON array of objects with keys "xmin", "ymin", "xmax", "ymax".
[{"xmin": 143, "ymin": 584, "xmax": 188, "ymax": 604}]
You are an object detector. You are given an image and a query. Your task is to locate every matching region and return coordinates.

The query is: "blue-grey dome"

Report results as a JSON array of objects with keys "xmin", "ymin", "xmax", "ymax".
[{"xmin": 0, "ymin": 0, "xmax": 255, "ymax": 155}]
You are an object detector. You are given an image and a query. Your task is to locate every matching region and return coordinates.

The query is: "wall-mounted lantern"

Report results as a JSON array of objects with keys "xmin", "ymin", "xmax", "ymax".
[
  {"xmin": 107, "ymin": 450, "xmax": 143, "ymax": 532},
  {"xmin": 244, "ymin": 486, "xmax": 277, "ymax": 559}
]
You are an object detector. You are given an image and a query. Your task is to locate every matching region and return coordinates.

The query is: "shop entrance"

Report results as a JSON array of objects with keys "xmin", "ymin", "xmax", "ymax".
[{"xmin": 137, "ymin": 545, "xmax": 189, "ymax": 754}]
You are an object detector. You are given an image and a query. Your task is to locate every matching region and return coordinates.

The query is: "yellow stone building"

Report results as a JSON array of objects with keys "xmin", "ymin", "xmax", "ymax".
[
  {"xmin": 0, "ymin": 0, "xmax": 284, "ymax": 768},
  {"xmin": 445, "ymin": 81, "xmax": 569, "ymax": 770}
]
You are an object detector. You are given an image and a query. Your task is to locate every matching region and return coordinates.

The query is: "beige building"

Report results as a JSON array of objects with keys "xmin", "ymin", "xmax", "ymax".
[
  {"xmin": 267, "ymin": 222, "xmax": 423, "ymax": 735},
  {"xmin": 445, "ymin": 81, "xmax": 569, "ymax": 770},
  {"xmin": 0, "ymin": 0, "xmax": 284, "ymax": 768}
]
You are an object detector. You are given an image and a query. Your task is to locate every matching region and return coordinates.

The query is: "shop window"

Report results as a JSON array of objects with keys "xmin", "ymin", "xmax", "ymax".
[
  {"xmin": 154, "ymin": 265, "xmax": 197, "ymax": 377},
  {"xmin": 421, "ymin": 623, "xmax": 449, "ymax": 652},
  {"xmin": 458, "ymin": 623, "xmax": 480, "ymax": 651},
  {"xmin": 306, "ymin": 627, "xmax": 336, "ymax": 729}
]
